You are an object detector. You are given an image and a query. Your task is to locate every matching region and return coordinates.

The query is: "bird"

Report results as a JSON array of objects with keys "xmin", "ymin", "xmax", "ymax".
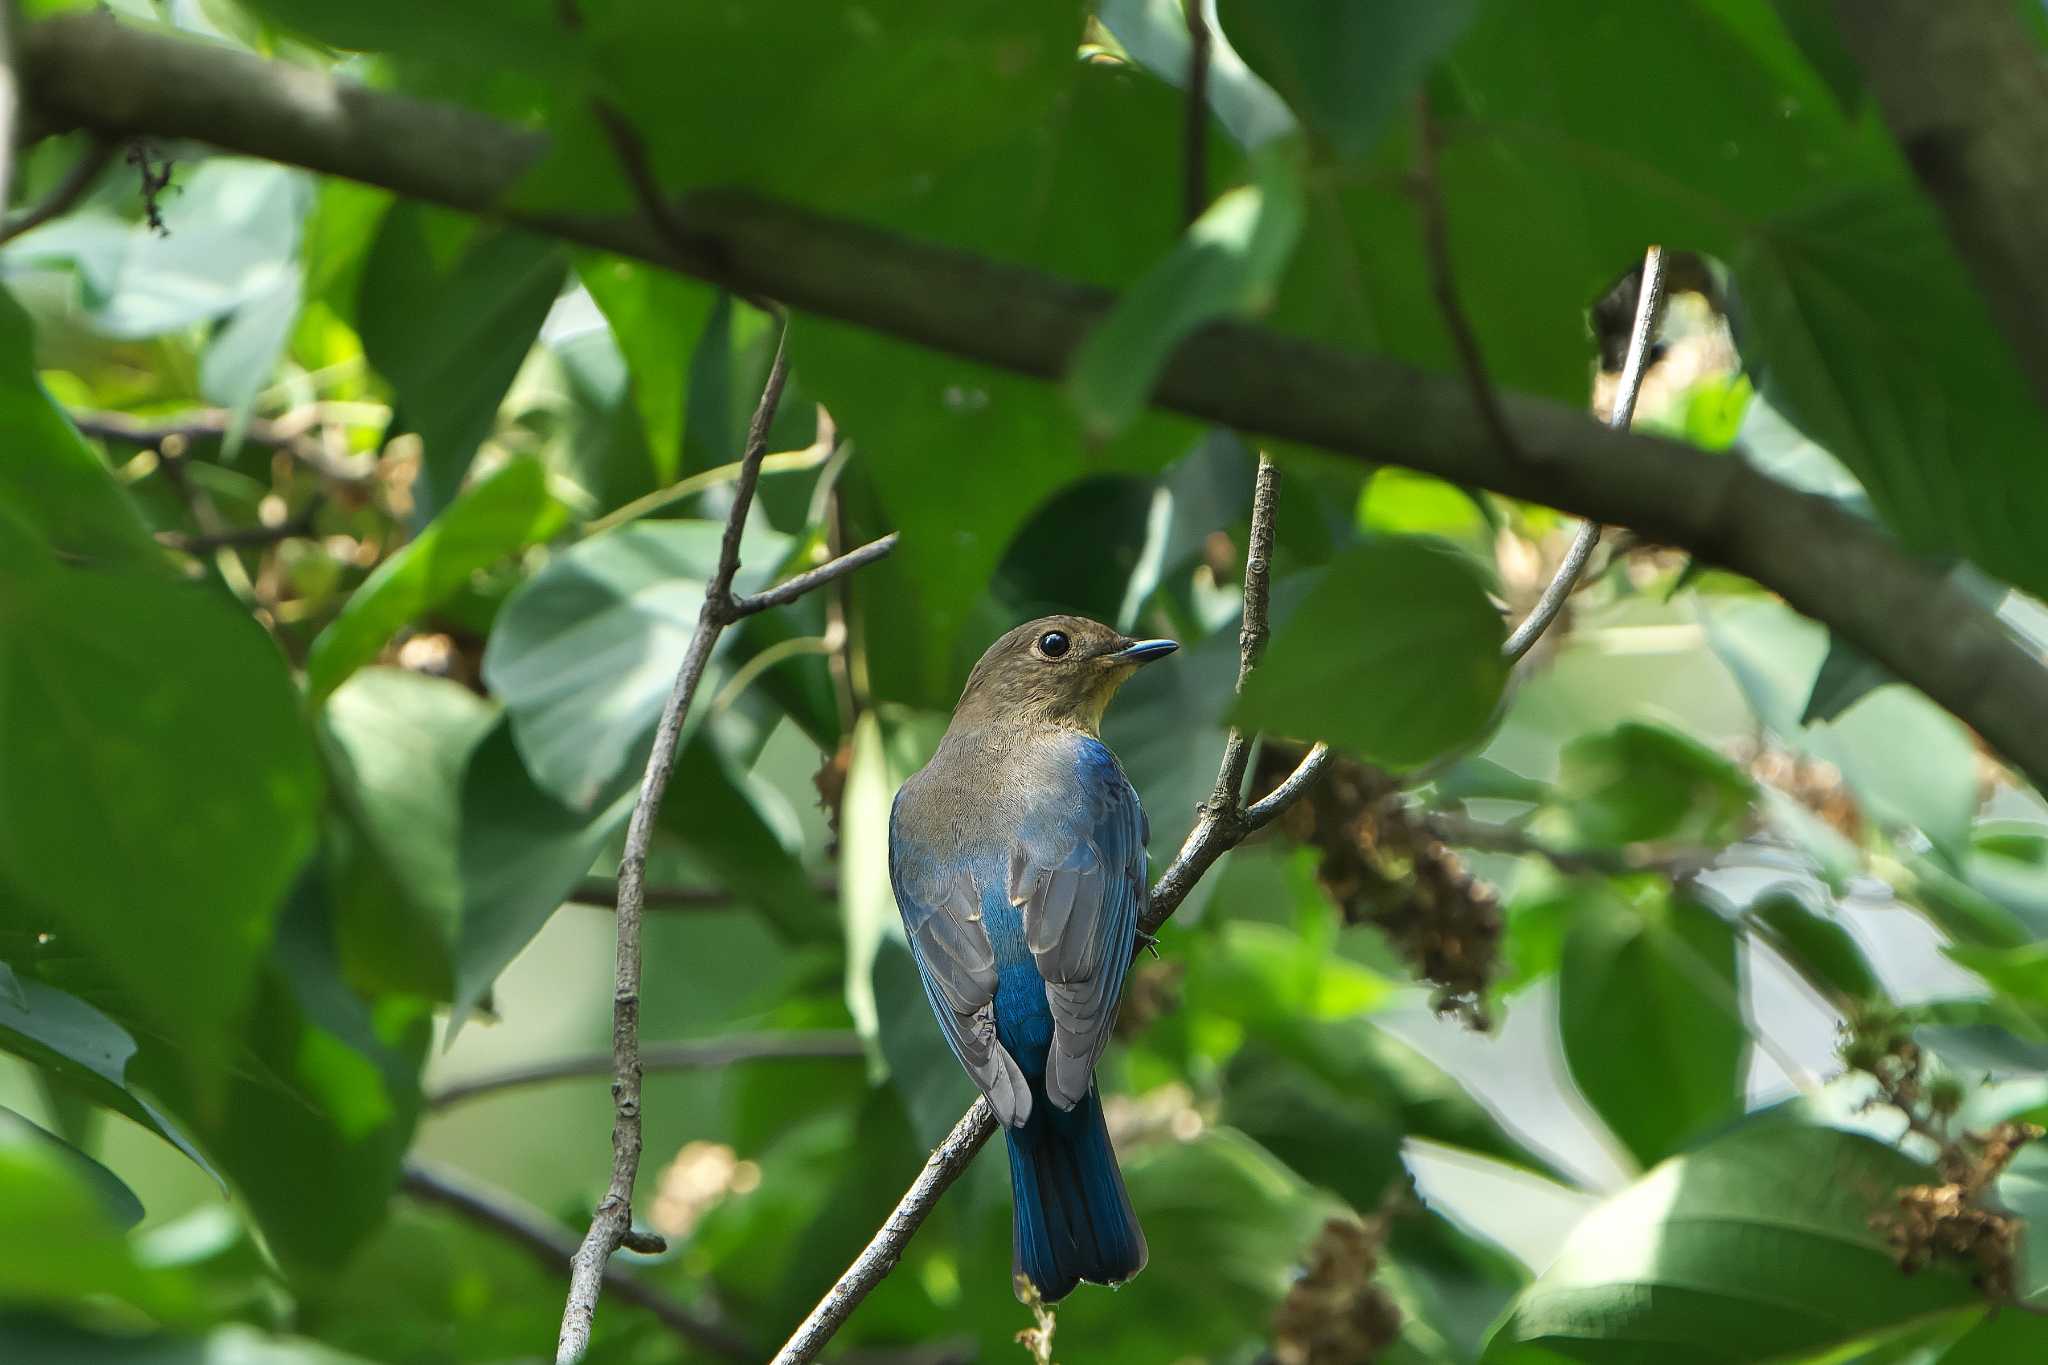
[{"xmin": 889, "ymin": 614, "xmax": 1176, "ymax": 1303}]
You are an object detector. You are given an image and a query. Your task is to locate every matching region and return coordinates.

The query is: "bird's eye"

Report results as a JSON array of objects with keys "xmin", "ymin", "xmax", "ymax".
[{"xmin": 1037, "ymin": 630, "xmax": 1071, "ymax": 659}]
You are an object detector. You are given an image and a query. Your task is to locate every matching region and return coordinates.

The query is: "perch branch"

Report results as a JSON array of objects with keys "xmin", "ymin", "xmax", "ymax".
[
  {"xmin": 768, "ymin": 454, "xmax": 1327, "ymax": 1365},
  {"xmin": 1500, "ymin": 244, "xmax": 1667, "ymax": 663},
  {"xmin": 400, "ymin": 1160, "xmax": 754, "ymax": 1362},
  {"xmin": 553, "ymin": 333, "xmax": 896, "ymax": 1364},
  {"xmin": 25, "ymin": 15, "xmax": 2048, "ymax": 796},
  {"xmin": 425, "ymin": 1031, "xmax": 865, "ymax": 1110}
]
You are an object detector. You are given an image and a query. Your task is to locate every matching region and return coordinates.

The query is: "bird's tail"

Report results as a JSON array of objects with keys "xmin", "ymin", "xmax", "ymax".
[{"xmin": 1003, "ymin": 1085, "xmax": 1146, "ymax": 1302}]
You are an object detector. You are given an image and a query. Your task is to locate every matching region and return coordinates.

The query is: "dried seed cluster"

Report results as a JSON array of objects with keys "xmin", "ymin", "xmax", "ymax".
[
  {"xmin": 1259, "ymin": 744, "xmax": 1501, "ymax": 1028},
  {"xmin": 1271, "ymin": 1215, "xmax": 1402, "ymax": 1365}
]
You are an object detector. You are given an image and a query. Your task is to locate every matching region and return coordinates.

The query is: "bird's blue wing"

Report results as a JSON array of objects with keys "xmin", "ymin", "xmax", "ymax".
[
  {"xmin": 1005, "ymin": 737, "xmax": 1147, "ymax": 1110},
  {"xmin": 888, "ymin": 788, "xmax": 1034, "ymax": 1127}
]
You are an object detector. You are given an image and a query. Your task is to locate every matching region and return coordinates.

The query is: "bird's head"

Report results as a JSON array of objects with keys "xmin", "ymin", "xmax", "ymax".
[{"xmin": 954, "ymin": 614, "xmax": 1178, "ymax": 736}]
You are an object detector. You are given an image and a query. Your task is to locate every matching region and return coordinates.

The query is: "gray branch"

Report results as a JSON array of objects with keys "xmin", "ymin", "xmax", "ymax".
[
  {"xmin": 770, "ymin": 454, "xmax": 1328, "ymax": 1364},
  {"xmin": 401, "ymin": 1159, "xmax": 754, "ymax": 1361},
  {"xmin": 23, "ymin": 15, "xmax": 2048, "ymax": 794},
  {"xmin": 424, "ymin": 1031, "xmax": 865, "ymax": 1110},
  {"xmin": 1500, "ymin": 244, "xmax": 1668, "ymax": 664},
  {"xmin": 553, "ymin": 333, "xmax": 896, "ymax": 1365}
]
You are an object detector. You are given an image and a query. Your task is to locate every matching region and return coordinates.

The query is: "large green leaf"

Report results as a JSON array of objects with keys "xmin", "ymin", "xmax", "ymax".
[
  {"xmin": 306, "ymin": 458, "xmax": 566, "ymax": 700},
  {"xmin": 0, "ymin": 972, "xmax": 214, "ymax": 1181},
  {"xmin": 139, "ymin": 883, "xmax": 431, "ymax": 1276},
  {"xmin": 356, "ymin": 204, "xmax": 566, "ymax": 516},
  {"xmin": 0, "ymin": 1108, "xmax": 194, "ymax": 1320},
  {"xmin": 0, "ymin": 520, "xmax": 322, "ymax": 1071},
  {"xmin": 479, "ymin": 518, "xmax": 786, "ymax": 812},
  {"xmin": 1234, "ymin": 536, "xmax": 1508, "ymax": 768},
  {"xmin": 576, "ymin": 254, "xmax": 721, "ymax": 484},
  {"xmin": 319, "ymin": 670, "xmax": 499, "ymax": 1000},
  {"xmin": 0, "ymin": 1104, "xmax": 142, "ymax": 1227},
  {"xmin": 1558, "ymin": 887, "xmax": 1747, "ymax": 1169},
  {"xmin": 1484, "ymin": 1124, "xmax": 1977, "ymax": 1363},
  {"xmin": 0, "ymin": 287, "xmax": 153, "ymax": 563},
  {"xmin": 1552, "ymin": 722, "xmax": 1756, "ymax": 849}
]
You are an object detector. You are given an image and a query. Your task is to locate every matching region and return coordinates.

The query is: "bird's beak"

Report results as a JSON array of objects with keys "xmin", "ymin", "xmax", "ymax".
[{"xmin": 1112, "ymin": 638, "xmax": 1179, "ymax": 664}]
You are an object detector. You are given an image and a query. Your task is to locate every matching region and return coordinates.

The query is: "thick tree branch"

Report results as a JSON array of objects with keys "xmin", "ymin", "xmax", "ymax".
[
  {"xmin": 1832, "ymin": 0, "xmax": 2048, "ymax": 417},
  {"xmin": 1500, "ymin": 244, "xmax": 1667, "ymax": 664},
  {"xmin": 400, "ymin": 1160, "xmax": 754, "ymax": 1362},
  {"xmin": 770, "ymin": 450, "xmax": 1326, "ymax": 1365},
  {"xmin": 24, "ymin": 15, "xmax": 2046, "ymax": 794},
  {"xmin": 424, "ymin": 1031, "xmax": 865, "ymax": 1110}
]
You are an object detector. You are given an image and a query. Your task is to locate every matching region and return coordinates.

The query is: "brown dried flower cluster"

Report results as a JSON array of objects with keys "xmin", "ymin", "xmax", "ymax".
[
  {"xmin": 1271, "ymin": 1215, "xmax": 1402, "ymax": 1365},
  {"xmin": 1258, "ymin": 743, "xmax": 1501, "ymax": 1028},
  {"xmin": 1731, "ymin": 740, "xmax": 1863, "ymax": 843},
  {"xmin": 1845, "ymin": 1010, "xmax": 2041, "ymax": 1299}
]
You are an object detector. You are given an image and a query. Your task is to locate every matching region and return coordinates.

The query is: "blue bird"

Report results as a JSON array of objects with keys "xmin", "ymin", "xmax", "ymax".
[{"xmin": 889, "ymin": 614, "xmax": 1176, "ymax": 1302}]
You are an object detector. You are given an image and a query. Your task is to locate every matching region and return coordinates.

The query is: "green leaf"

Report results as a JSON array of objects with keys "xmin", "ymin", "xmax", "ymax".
[
  {"xmin": 479, "ymin": 518, "xmax": 787, "ymax": 812},
  {"xmin": 357, "ymin": 204, "xmax": 565, "ymax": 515},
  {"xmin": 0, "ymin": 288, "xmax": 153, "ymax": 563},
  {"xmin": 1484, "ymin": 1125, "xmax": 1977, "ymax": 1364},
  {"xmin": 576, "ymin": 256, "xmax": 720, "ymax": 481},
  {"xmin": 1998, "ymin": 1140, "xmax": 2048, "ymax": 1308},
  {"xmin": 0, "ymin": 972, "xmax": 215, "ymax": 1182},
  {"xmin": 1066, "ymin": 147, "xmax": 1305, "ymax": 440},
  {"xmin": 0, "ymin": 525, "xmax": 322, "ymax": 1071},
  {"xmin": 1558, "ymin": 887, "xmax": 1747, "ymax": 1168},
  {"xmin": 1096, "ymin": 0, "xmax": 1297, "ymax": 149},
  {"xmin": 1553, "ymin": 721, "xmax": 1755, "ymax": 848},
  {"xmin": 306, "ymin": 458, "xmax": 566, "ymax": 700},
  {"xmin": 1703, "ymin": 599, "xmax": 1979, "ymax": 862},
  {"xmin": 654, "ymin": 734, "xmax": 832, "ymax": 945},
  {"xmin": 1748, "ymin": 886, "xmax": 1879, "ymax": 1003},
  {"xmin": 451, "ymin": 720, "xmax": 636, "ymax": 1016},
  {"xmin": 0, "ymin": 1105, "xmax": 142, "ymax": 1227},
  {"xmin": 1946, "ymin": 941, "xmax": 2048, "ymax": 1006},
  {"xmin": 0, "ymin": 1107, "xmax": 194, "ymax": 1320},
  {"xmin": 319, "ymin": 670, "xmax": 498, "ymax": 999},
  {"xmin": 1800, "ymin": 631, "xmax": 1892, "ymax": 725},
  {"xmin": 139, "ymin": 882, "xmax": 431, "ymax": 1276},
  {"xmin": 1234, "ymin": 536, "xmax": 1509, "ymax": 768},
  {"xmin": 1218, "ymin": 0, "xmax": 1479, "ymax": 160}
]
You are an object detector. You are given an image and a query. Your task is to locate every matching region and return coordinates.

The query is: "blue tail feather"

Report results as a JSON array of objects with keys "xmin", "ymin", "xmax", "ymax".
[{"xmin": 1004, "ymin": 1084, "xmax": 1146, "ymax": 1302}]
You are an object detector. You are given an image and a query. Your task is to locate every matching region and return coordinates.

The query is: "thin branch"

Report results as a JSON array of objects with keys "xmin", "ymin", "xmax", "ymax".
[
  {"xmin": 30, "ymin": 17, "xmax": 2048, "ymax": 797},
  {"xmin": 1181, "ymin": 0, "xmax": 1211, "ymax": 229},
  {"xmin": 1420, "ymin": 809, "xmax": 1713, "ymax": 882},
  {"xmin": 425, "ymin": 1031, "xmax": 864, "ymax": 1110},
  {"xmin": 730, "ymin": 532, "xmax": 901, "ymax": 617},
  {"xmin": 1413, "ymin": 91, "xmax": 1520, "ymax": 463},
  {"xmin": 554, "ymin": 335, "xmax": 792, "ymax": 1365},
  {"xmin": 771, "ymin": 454, "xmax": 1328, "ymax": 1364},
  {"xmin": 1500, "ymin": 244, "xmax": 1668, "ymax": 664},
  {"xmin": 770, "ymin": 1100, "xmax": 999, "ymax": 1365},
  {"xmin": 400, "ymin": 1160, "xmax": 754, "ymax": 1362},
  {"xmin": 73, "ymin": 406, "xmax": 376, "ymax": 486},
  {"xmin": 157, "ymin": 497, "xmax": 320, "ymax": 554},
  {"xmin": 0, "ymin": 131, "xmax": 111, "ymax": 244}
]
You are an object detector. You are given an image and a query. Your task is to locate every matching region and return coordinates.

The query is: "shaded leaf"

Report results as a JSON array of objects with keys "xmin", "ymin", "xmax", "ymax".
[
  {"xmin": 654, "ymin": 733, "xmax": 833, "ymax": 944},
  {"xmin": 1554, "ymin": 721, "xmax": 1755, "ymax": 848},
  {"xmin": 0, "ymin": 1105, "xmax": 142, "ymax": 1227},
  {"xmin": 1558, "ymin": 888, "xmax": 1746, "ymax": 1169},
  {"xmin": 576, "ymin": 255, "xmax": 721, "ymax": 482},
  {"xmin": 1801, "ymin": 632, "xmax": 1892, "ymax": 725},
  {"xmin": 1749, "ymin": 885, "xmax": 1879, "ymax": 1002},
  {"xmin": 1235, "ymin": 536, "xmax": 1508, "ymax": 769},
  {"xmin": 480, "ymin": 518, "xmax": 787, "ymax": 812},
  {"xmin": 0, "ymin": 522, "xmax": 322, "ymax": 1072},
  {"xmin": 357, "ymin": 204, "xmax": 565, "ymax": 515}
]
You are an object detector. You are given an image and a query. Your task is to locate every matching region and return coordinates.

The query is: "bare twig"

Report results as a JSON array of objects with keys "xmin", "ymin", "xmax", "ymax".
[
  {"xmin": 1420, "ymin": 809, "xmax": 1713, "ymax": 882},
  {"xmin": 769, "ymin": 454, "xmax": 1328, "ymax": 1365},
  {"xmin": 73, "ymin": 406, "xmax": 376, "ymax": 487},
  {"xmin": 1412, "ymin": 92, "xmax": 1520, "ymax": 463},
  {"xmin": 731, "ymin": 532, "xmax": 900, "ymax": 615},
  {"xmin": 0, "ymin": 132, "xmax": 111, "ymax": 244},
  {"xmin": 554, "ymin": 332, "xmax": 897, "ymax": 1364},
  {"xmin": 157, "ymin": 496, "xmax": 320, "ymax": 555},
  {"xmin": 1500, "ymin": 245, "xmax": 1668, "ymax": 663},
  {"xmin": 400, "ymin": 1160, "xmax": 754, "ymax": 1362},
  {"xmin": 1181, "ymin": 0, "xmax": 1211, "ymax": 229},
  {"xmin": 425, "ymin": 1031, "xmax": 863, "ymax": 1110}
]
